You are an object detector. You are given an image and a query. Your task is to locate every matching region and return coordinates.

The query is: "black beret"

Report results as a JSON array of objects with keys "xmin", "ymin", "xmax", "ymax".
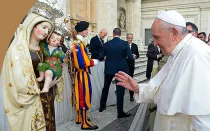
[{"xmin": 75, "ymin": 21, "xmax": 89, "ymax": 32}]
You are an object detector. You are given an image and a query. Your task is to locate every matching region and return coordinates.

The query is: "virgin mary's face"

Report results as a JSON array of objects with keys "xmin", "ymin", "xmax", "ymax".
[{"xmin": 32, "ymin": 22, "xmax": 52, "ymax": 41}]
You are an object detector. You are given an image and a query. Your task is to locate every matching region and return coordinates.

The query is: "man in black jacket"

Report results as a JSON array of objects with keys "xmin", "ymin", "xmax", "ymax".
[
  {"xmin": 98, "ymin": 28, "xmax": 134, "ymax": 118},
  {"xmin": 146, "ymin": 40, "xmax": 163, "ymax": 79},
  {"xmin": 90, "ymin": 29, "xmax": 108, "ymax": 59},
  {"xmin": 126, "ymin": 33, "xmax": 139, "ymax": 102}
]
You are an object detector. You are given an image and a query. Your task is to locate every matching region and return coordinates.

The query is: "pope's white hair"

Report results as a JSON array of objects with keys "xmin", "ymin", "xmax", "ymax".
[{"xmin": 159, "ymin": 20, "xmax": 188, "ymax": 36}]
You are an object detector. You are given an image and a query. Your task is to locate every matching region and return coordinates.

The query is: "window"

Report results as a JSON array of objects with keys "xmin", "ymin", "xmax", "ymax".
[{"xmin": 145, "ymin": 29, "xmax": 152, "ymax": 46}]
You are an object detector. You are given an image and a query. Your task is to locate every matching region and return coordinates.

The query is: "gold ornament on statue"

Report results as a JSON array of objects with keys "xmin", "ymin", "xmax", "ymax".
[
  {"xmin": 64, "ymin": 18, "xmax": 69, "ymax": 23},
  {"xmin": 54, "ymin": 15, "xmax": 72, "ymax": 36},
  {"xmin": 64, "ymin": 14, "xmax": 72, "ymax": 23}
]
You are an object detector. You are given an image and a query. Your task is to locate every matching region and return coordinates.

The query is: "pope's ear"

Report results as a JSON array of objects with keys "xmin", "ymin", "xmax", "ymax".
[{"xmin": 171, "ymin": 27, "xmax": 178, "ymax": 37}]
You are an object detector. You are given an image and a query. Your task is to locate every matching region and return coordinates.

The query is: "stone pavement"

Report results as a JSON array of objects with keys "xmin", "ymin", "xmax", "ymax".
[
  {"xmin": 56, "ymin": 90, "xmax": 139, "ymax": 131},
  {"xmin": 100, "ymin": 105, "xmax": 139, "ymax": 131}
]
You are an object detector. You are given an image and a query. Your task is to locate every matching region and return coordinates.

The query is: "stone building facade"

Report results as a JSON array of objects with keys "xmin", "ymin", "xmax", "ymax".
[
  {"xmin": 58, "ymin": 0, "xmax": 210, "ymax": 82},
  {"xmin": 141, "ymin": 0, "xmax": 210, "ymax": 46},
  {"xmin": 58, "ymin": 0, "xmax": 210, "ymax": 45}
]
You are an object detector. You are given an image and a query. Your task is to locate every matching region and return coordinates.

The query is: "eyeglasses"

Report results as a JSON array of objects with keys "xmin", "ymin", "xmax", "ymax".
[
  {"xmin": 198, "ymin": 36, "xmax": 204, "ymax": 39},
  {"xmin": 188, "ymin": 30, "xmax": 197, "ymax": 33}
]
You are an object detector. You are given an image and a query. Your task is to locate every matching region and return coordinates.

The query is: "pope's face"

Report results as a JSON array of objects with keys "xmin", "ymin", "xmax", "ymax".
[
  {"xmin": 80, "ymin": 29, "xmax": 88, "ymax": 37},
  {"xmin": 151, "ymin": 19, "xmax": 174, "ymax": 55},
  {"xmin": 48, "ymin": 33, "xmax": 62, "ymax": 47},
  {"xmin": 32, "ymin": 22, "xmax": 52, "ymax": 41}
]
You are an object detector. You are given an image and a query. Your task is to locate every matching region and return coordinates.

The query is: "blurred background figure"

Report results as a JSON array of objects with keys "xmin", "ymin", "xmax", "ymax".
[
  {"xmin": 186, "ymin": 22, "xmax": 198, "ymax": 37},
  {"xmin": 197, "ymin": 32, "xmax": 207, "ymax": 43},
  {"xmin": 146, "ymin": 39, "xmax": 163, "ymax": 79},
  {"xmin": 98, "ymin": 28, "xmax": 134, "ymax": 118},
  {"xmin": 126, "ymin": 33, "xmax": 139, "ymax": 102},
  {"xmin": 207, "ymin": 33, "xmax": 210, "ymax": 46},
  {"xmin": 90, "ymin": 29, "xmax": 108, "ymax": 59}
]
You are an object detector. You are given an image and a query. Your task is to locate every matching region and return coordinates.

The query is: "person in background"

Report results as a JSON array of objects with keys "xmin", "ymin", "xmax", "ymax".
[
  {"xmin": 207, "ymin": 33, "xmax": 210, "ymax": 46},
  {"xmin": 98, "ymin": 28, "xmax": 134, "ymax": 118},
  {"xmin": 186, "ymin": 22, "xmax": 198, "ymax": 37},
  {"xmin": 126, "ymin": 33, "xmax": 139, "ymax": 102},
  {"xmin": 208, "ymin": 33, "xmax": 210, "ymax": 42},
  {"xmin": 146, "ymin": 39, "xmax": 162, "ymax": 79},
  {"xmin": 90, "ymin": 29, "xmax": 108, "ymax": 59},
  {"xmin": 197, "ymin": 32, "xmax": 207, "ymax": 43},
  {"xmin": 71, "ymin": 21, "xmax": 99, "ymax": 130}
]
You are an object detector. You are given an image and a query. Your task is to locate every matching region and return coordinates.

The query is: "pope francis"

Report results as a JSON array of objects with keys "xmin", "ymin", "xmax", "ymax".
[{"xmin": 115, "ymin": 10, "xmax": 210, "ymax": 131}]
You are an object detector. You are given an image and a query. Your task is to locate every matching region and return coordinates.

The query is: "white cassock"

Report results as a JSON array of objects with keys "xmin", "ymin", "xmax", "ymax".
[{"xmin": 134, "ymin": 34, "xmax": 210, "ymax": 131}]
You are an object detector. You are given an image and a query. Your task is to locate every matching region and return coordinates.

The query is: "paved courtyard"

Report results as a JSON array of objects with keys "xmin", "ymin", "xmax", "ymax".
[{"xmin": 57, "ymin": 90, "xmax": 139, "ymax": 131}]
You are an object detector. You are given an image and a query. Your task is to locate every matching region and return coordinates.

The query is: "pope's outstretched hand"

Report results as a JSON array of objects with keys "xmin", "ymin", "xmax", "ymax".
[{"xmin": 115, "ymin": 71, "xmax": 139, "ymax": 93}]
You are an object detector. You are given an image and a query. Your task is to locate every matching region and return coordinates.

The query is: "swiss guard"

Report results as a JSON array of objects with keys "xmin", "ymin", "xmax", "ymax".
[{"xmin": 71, "ymin": 21, "xmax": 99, "ymax": 130}]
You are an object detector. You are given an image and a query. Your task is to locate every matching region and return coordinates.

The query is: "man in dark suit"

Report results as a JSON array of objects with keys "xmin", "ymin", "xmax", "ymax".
[
  {"xmin": 126, "ymin": 33, "xmax": 139, "ymax": 102},
  {"xmin": 98, "ymin": 28, "xmax": 134, "ymax": 118},
  {"xmin": 90, "ymin": 29, "xmax": 108, "ymax": 59},
  {"xmin": 146, "ymin": 40, "xmax": 162, "ymax": 79}
]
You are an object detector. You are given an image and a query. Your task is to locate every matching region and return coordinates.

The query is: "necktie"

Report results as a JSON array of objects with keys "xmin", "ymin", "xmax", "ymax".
[{"xmin": 100, "ymin": 39, "xmax": 103, "ymax": 46}]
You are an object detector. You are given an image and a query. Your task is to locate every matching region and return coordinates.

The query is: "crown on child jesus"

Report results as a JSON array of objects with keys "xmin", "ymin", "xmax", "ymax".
[{"xmin": 30, "ymin": 0, "xmax": 64, "ymax": 21}]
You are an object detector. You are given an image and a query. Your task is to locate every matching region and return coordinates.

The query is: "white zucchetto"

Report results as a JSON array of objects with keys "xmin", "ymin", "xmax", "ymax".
[{"xmin": 157, "ymin": 10, "xmax": 186, "ymax": 27}]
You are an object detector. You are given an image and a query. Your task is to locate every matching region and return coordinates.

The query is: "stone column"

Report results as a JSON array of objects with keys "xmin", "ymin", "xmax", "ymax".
[
  {"xmin": 56, "ymin": 0, "xmax": 70, "ymax": 28},
  {"xmin": 126, "ymin": 0, "xmax": 141, "ymax": 37},
  {"xmin": 126, "ymin": 0, "xmax": 142, "ymax": 46},
  {"xmin": 96, "ymin": 0, "xmax": 118, "ymax": 36},
  {"xmin": 133, "ymin": 0, "xmax": 141, "ymax": 39},
  {"xmin": 57, "ymin": 0, "xmax": 67, "ymax": 17},
  {"xmin": 66, "ymin": 0, "xmax": 70, "ymax": 18},
  {"xmin": 200, "ymin": 5, "xmax": 210, "ymax": 33},
  {"xmin": 126, "ymin": 0, "xmax": 134, "ymax": 34}
]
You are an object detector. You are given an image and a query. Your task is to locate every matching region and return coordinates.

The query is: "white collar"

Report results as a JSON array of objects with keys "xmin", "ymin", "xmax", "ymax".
[{"xmin": 76, "ymin": 35, "xmax": 85, "ymax": 42}]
